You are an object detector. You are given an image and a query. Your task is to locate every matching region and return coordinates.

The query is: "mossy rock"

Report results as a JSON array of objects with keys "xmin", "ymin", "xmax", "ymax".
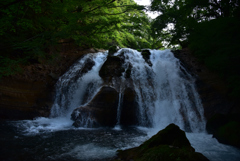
[
  {"xmin": 134, "ymin": 145, "xmax": 207, "ymax": 161},
  {"xmin": 214, "ymin": 121, "xmax": 240, "ymax": 148},
  {"xmin": 114, "ymin": 124, "xmax": 209, "ymax": 161},
  {"xmin": 140, "ymin": 124, "xmax": 192, "ymax": 150},
  {"xmin": 108, "ymin": 46, "xmax": 120, "ymax": 56}
]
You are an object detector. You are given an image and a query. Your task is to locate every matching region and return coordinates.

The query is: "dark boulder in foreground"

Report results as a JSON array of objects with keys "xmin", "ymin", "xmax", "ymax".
[
  {"xmin": 71, "ymin": 86, "xmax": 119, "ymax": 127},
  {"xmin": 113, "ymin": 124, "xmax": 209, "ymax": 161}
]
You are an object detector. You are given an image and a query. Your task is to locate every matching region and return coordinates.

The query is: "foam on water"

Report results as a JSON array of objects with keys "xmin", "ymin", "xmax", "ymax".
[
  {"xmin": 186, "ymin": 133, "xmax": 240, "ymax": 161},
  {"xmin": 50, "ymin": 51, "xmax": 108, "ymax": 118},
  {"xmin": 59, "ymin": 143, "xmax": 118, "ymax": 160},
  {"xmin": 15, "ymin": 117, "xmax": 74, "ymax": 135}
]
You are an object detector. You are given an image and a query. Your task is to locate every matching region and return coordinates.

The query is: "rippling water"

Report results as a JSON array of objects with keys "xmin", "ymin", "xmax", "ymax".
[
  {"xmin": 0, "ymin": 120, "xmax": 147, "ymax": 161},
  {"xmin": 1, "ymin": 119, "xmax": 240, "ymax": 161}
]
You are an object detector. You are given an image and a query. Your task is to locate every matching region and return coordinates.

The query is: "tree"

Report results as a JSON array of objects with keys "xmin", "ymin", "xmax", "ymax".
[
  {"xmin": 150, "ymin": 0, "xmax": 240, "ymax": 97},
  {"xmin": 150, "ymin": 0, "xmax": 240, "ymax": 47},
  {"xmin": 0, "ymin": 0, "xmax": 152, "ymax": 77}
]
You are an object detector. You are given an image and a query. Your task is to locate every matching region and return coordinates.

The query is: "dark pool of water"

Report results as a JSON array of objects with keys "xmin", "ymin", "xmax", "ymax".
[{"xmin": 0, "ymin": 121, "xmax": 147, "ymax": 161}]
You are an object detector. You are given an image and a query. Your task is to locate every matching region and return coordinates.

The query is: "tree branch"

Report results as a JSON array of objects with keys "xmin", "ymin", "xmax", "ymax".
[
  {"xmin": 0, "ymin": 0, "xmax": 24, "ymax": 10},
  {"xmin": 84, "ymin": 0, "xmax": 115, "ymax": 13}
]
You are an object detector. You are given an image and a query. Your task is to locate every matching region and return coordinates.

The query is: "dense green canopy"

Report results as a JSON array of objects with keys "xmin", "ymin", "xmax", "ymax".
[
  {"xmin": 0, "ymin": 0, "xmax": 159, "ymax": 77},
  {"xmin": 1, "ymin": 0, "xmax": 240, "ymax": 97}
]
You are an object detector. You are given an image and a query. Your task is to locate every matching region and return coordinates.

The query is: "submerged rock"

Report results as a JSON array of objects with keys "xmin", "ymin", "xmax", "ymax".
[
  {"xmin": 114, "ymin": 124, "xmax": 209, "ymax": 161},
  {"xmin": 71, "ymin": 86, "xmax": 119, "ymax": 127}
]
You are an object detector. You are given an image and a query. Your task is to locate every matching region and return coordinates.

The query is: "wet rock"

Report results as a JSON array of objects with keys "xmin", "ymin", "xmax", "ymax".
[
  {"xmin": 141, "ymin": 49, "xmax": 152, "ymax": 66},
  {"xmin": 206, "ymin": 113, "xmax": 240, "ymax": 148},
  {"xmin": 71, "ymin": 86, "xmax": 119, "ymax": 127},
  {"xmin": 206, "ymin": 113, "xmax": 229, "ymax": 134},
  {"xmin": 115, "ymin": 124, "xmax": 209, "ymax": 161},
  {"xmin": 108, "ymin": 46, "xmax": 120, "ymax": 56},
  {"xmin": 120, "ymin": 88, "xmax": 138, "ymax": 126},
  {"xmin": 173, "ymin": 48, "xmax": 240, "ymax": 148},
  {"xmin": 172, "ymin": 48, "xmax": 234, "ymax": 120},
  {"xmin": 80, "ymin": 58, "xmax": 95, "ymax": 75},
  {"xmin": 99, "ymin": 56, "xmax": 125, "ymax": 83},
  {"xmin": 0, "ymin": 78, "xmax": 54, "ymax": 120},
  {"xmin": 213, "ymin": 121, "xmax": 240, "ymax": 148},
  {"xmin": 125, "ymin": 64, "xmax": 132, "ymax": 79},
  {"xmin": 141, "ymin": 124, "xmax": 193, "ymax": 149}
]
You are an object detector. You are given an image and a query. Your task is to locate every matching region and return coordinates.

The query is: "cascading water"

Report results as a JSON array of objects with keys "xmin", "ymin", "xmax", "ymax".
[
  {"xmin": 50, "ymin": 51, "xmax": 108, "ymax": 119},
  {"xmin": 2, "ymin": 48, "xmax": 240, "ymax": 161},
  {"xmin": 53, "ymin": 48, "xmax": 205, "ymax": 132},
  {"xmin": 116, "ymin": 48, "xmax": 205, "ymax": 131}
]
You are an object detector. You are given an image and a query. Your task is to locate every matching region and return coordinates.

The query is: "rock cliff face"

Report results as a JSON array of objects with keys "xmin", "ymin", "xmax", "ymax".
[
  {"xmin": 0, "ymin": 44, "xmax": 98, "ymax": 120},
  {"xmin": 173, "ymin": 48, "xmax": 240, "ymax": 148},
  {"xmin": 71, "ymin": 86, "xmax": 119, "ymax": 127},
  {"xmin": 173, "ymin": 48, "xmax": 238, "ymax": 119}
]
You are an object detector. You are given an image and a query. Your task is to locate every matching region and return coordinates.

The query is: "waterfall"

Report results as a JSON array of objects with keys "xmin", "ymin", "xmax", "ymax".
[
  {"xmin": 50, "ymin": 48, "xmax": 205, "ymax": 132},
  {"xmin": 50, "ymin": 51, "xmax": 108, "ymax": 118},
  {"xmin": 150, "ymin": 49, "xmax": 205, "ymax": 132},
  {"xmin": 9, "ymin": 48, "xmax": 240, "ymax": 161},
  {"xmin": 116, "ymin": 92, "xmax": 123, "ymax": 126}
]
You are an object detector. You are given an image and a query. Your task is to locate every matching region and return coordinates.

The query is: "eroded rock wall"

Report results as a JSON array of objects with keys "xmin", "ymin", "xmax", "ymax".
[
  {"xmin": 173, "ymin": 48, "xmax": 237, "ymax": 119},
  {"xmin": 173, "ymin": 48, "xmax": 240, "ymax": 148},
  {"xmin": 0, "ymin": 46, "xmax": 98, "ymax": 120}
]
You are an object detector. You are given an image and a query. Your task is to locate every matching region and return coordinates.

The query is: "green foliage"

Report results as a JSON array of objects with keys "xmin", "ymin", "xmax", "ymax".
[
  {"xmin": 0, "ymin": 0, "xmax": 153, "ymax": 77},
  {"xmin": 0, "ymin": 57, "xmax": 22, "ymax": 78},
  {"xmin": 150, "ymin": 0, "xmax": 240, "ymax": 98},
  {"xmin": 150, "ymin": 0, "xmax": 240, "ymax": 47},
  {"xmin": 188, "ymin": 18, "xmax": 240, "ymax": 97}
]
